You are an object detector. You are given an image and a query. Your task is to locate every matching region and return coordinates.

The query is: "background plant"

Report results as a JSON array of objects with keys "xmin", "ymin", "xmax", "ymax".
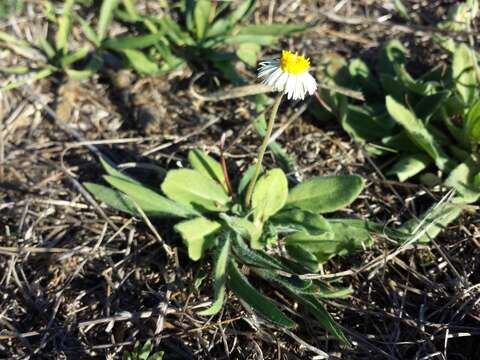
[
  {"xmin": 0, "ymin": 0, "xmax": 307, "ymax": 91},
  {"xmin": 310, "ymin": 0, "xmax": 480, "ymax": 241}
]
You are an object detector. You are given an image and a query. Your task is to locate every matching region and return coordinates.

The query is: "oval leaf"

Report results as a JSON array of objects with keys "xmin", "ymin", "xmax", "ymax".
[
  {"xmin": 188, "ymin": 149, "xmax": 227, "ymax": 192},
  {"xmin": 174, "ymin": 217, "xmax": 222, "ymax": 261},
  {"xmin": 252, "ymin": 169, "xmax": 288, "ymax": 224},
  {"xmin": 161, "ymin": 169, "xmax": 230, "ymax": 212},
  {"xmin": 286, "ymin": 175, "xmax": 363, "ymax": 214}
]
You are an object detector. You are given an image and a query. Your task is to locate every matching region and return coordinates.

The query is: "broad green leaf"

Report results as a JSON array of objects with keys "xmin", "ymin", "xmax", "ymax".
[
  {"xmin": 99, "ymin": 157, "xmax": 139, "ymax": 183},
  {"xmin": 385, "ymin": 96, "xmax": 453, "ymax": 171},
  {"xmin": 285, "ymin": 231, "xmax": 335, "ymax": 253},
  {"xmin": 194, "ymin": 0, "xmax": 211, "ymax": 39},
  {"xmin": 84, "ymin": 182, "xmax": 139, "ymax": 215},
  {"xmin": 464, "ymin": 99, "xmax": 480, "ymax": 144},
  {"xmin": 104, "ymin": 175, "xmax": 199, "ymax": 218},
  {"xmin": 285, "ymin": 244, "xmax": 320, "ymax": 272},
  {"xmin": 122, "ymin": 49, "xmax": 159, "ymax": 75},
  {"xmin": 286, "ymin": 175, "xmax": 364, "ymax": 214},
  {"xmin": 387, "ymin": 153, "xmax": 431, "ymax": 181},
  {"xmin": 227, "ymin": 260, "xmax": 296, "ymax": 328},
  {"xmin": 252, "ymin": 169, "xmax": 288, "ymax": 224},
  {"xmin": 55, "ymin": 0, "xmax": 75, "ymax": 53},
  {"xmin": 348, "ymin": 58, "xmax": 380, "ymax": 98},
  {"xmin": 288, "ymin": 292, "xmax": 351, "ymax": 346},
  {"xmin": 394, "ymin": 64, "xmax": 436, "ymax": 95},
  {"xmin": 97, "ymin": 0, "xmax": 119, "ymax": 41},
  {"xmin": 342, "ymin": 104, "xmax": 395, "ymax": 142},
  {"xmin": 445, "ymin": 160, "xmax": 480, "ymax": 203},
  {"xmin": 161, "ymin": 169, "xmax": 230, "ymax": 212},
  {"xmin": 174, "ymin": 217, "xmax": 222, "ymax": 261},
  {"xmin": 452, "ymin": 43, "xmax": 478, "ymax": 105},
  {"xmin": 188, "ymin": 149, "xmax": 227, "ymax": 192},
  {"xmin": 198, "ymin": 235, "xmax": 230, "ymax": 315},
  {"xmin": 238, "ymin": 23, "xmax": 308, "ymax": 36},
  {"xmin": 272, "ymin": 208, "xmax": 332, "ymax": 235},
  {"xmin": 236, "ymin": 42, "xmax": 260, "ymax": 67},
  {"xmin": 103, "ymin": 32, "xmax": 166, "ymax": 50},
  {"xmin": 325, "ymin": 219, "xmax": 374, "ymax": 257}
]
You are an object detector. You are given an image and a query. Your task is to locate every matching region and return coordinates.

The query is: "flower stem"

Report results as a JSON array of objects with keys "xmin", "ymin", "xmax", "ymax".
[{"xmin": 245, "ymin": 93, "xmax": 283, "ymax": 208}]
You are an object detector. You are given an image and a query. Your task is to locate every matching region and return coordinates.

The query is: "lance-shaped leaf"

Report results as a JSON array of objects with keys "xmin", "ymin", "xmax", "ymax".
[
  {"xmin": 252, "ymin": 169, "xmax": 288, "ymax": 224},
  {"xmin": 227, "ymin": 260, "xmax": 296, "ymax": 328},
  {"xmin": 272, "ymin": 208, "xmax": 332, "ymax": 235},
  {"xmin": 194, "ymin": 0, "xmax": 211, "ymax": 40},
  {"xmin": 387, "ymin": 153, "xmax": 431, "ymax": 182},
  {"xmin": 188, "ymin": 149, "xmax": 227, "ymax": 191},
  {"xmin": 286, "ymin": 175, "xmax": 364, "ymax": 214},
  {"xmin": 221, "ymin": 214, "xmax": 262, "ymax": 249},
  {"xmin": 174, "ymin": 217, "xmax": 222, "ymax": 261},
  {"xmin": 84, "ymin": 182, "xmax": 139, "ymax": 215},
  {"xmin": 162, "ymin": 169, "xmax": 231, "ymax": 212},
  {"xmin": 452, "ymin": 43, "xmax": 478, "ymax": 105},
  {"xmin": 198, "ymin": 236, "xmax": 230, "ymax": 315},
  {"xmin": 386, "ymin": 96, "xmax": 454, "ymax": 171},
  {"xmin": 103, "ymin": 175, "xmax": 199, "ymax": 218},
  {"xmin": 445, "ymin": 160, "xmax": 480, "ymax": 203},
  {"xmin": 97, "ymin": 0, "xmax": 119, "ymax": 41},
  {"xmin": 464, "ymin": 99, "xmax": 480, "ymax": 144}
]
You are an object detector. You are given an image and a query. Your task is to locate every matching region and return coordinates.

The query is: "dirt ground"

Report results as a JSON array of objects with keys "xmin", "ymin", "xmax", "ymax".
[{"xmin": 1, "ymin": 1, "xmax": 480, "ymax": 359}]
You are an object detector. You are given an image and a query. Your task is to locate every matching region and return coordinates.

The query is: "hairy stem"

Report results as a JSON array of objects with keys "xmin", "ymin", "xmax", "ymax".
[{"xmin": 245, "ymin": 93, "xmax": 283, "ymax": 208}]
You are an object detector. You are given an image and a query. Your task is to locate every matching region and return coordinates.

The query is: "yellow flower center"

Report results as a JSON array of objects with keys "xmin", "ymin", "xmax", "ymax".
[{"xmin": 280, "ymin": 50, "xmax": 310, "ymax": 75}]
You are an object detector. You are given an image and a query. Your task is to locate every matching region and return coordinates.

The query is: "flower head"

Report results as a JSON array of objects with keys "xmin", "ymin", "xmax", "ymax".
[{"xmin": 258, "ymin": 50, "xmax": 317, "ymax": 100}]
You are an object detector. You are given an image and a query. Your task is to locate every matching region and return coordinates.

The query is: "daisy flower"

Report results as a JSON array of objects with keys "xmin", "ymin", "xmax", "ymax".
[{"xmin": 257, "ymin": 50, "xmax": 317, "ymax": 100}]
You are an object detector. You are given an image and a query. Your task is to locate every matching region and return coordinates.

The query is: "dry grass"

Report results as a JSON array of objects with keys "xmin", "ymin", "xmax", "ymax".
[{"xmin": 1, "ymin": 0, "xmax": 480, "ymax": 359}]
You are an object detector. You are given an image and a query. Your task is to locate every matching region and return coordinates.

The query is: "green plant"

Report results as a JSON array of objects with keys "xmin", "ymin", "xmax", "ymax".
[
  {"xmin": 85, "ymin": 150, "xmax": 373, "ymax": 344},
  {"xmin": 310, "ymin": 1, "xmax": 480, "ymax": 240},
  {"xmin": 0, "ymin": 0, "xmax": 308, "ymax": 91},
  {"xmin": 123, "ymin": 340, "xmax": 164, "ymax": 360}
]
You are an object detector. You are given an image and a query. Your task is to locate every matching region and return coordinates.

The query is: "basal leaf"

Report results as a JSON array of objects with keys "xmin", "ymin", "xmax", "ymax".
[
  {"xmin": 452, "ymin": 43, "xmax": 478, "ymax": 105},
  {"xmin": 174, "ymin": 217, "xmax": 222, "ymax": 261},
  {"xmin": 188, "ymin": 149, "xmax": 227, "ymax": 192},
  {"xmin": 286, "ymin": 175, "xmax": 364, "ymax": 214},
  {"xmin": 103, "ymin": 175, "xmax": 199, "ymax": 218},
  {"xmin": 194, "ymin": 0, "xmax": 211, "ymax": 39},
  {"xmin": 97, "ymin": 0, "xmax": 119, "ymax": 41},
  {"xmin": 122, "ymin": 48, "xmax": 159, "ymax": 75},
  {"xmin": 387, "ymin": 153, "xmax": 431, "ymax": 182},
  {"xmin": 84, "ymin": 182, "xmax": 139, "ymax": 215},
  {"xmin": 464, "ymin": 99, "xmax": 480, "ymax": 144},
  {"xmin": 236, "ymin": 42, "xmax": 261, "ymax": 67},
  {"xmin": 385, "ymin": 96, "xmax": 454, "ymax": 171},
  {"xmin": 227, "ymin": 260, "xmax": 296, "ymax": 328},
  {"xmin": 445, "ymin": 160, "xmax": 480, "ymax": 203},
  {"xmin": 55, "ymin": 0, "xmax": 75, "ymax": 53},
  {"xmin": 161, "ymin": 169, "xmax": 231, "ymax": 212},
  {"xmin": 238, "ymin": 23, "xmax": 308, "ymax": 36},
  {"xmin": 198, "ymin": 235, "xmax": 230, "ymax": 315},
  {"xmin": 252, "ymin": 169, "xmax": 288, "ymax": 225}
]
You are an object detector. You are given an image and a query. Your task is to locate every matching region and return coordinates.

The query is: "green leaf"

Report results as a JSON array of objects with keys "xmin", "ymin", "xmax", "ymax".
[
  {"xmin": 121, "ymin": 48, "xmax": 159, "ymax": 75},
  {"xmin": 342, "ymin": 104, "xmax": 395, "ymax": 142},
  {"xmin": 288, "ymin": 292, "xmax": 351, "ymax": 346},
  {"xmin": 194, "ymin": 0, "xmax": 211, "ymax": 39},
  {"xmin": 227, "ymin": 260, "xmax": 296, "ymax": 328},
  {"xmin": 445, "ymin": 160, "xmax": 480, "ymax": 203},
  {"xmin": 102, "ymin": 32, "xmax": 166, "ymax": 50},
  {"xmin": 286, "ymin": 175, "xmax": 364, "ymax": 214},
  {"xmin": 55, "ymin": 0, "xmax": 75, "ymax": 53},
  {"xmin": 99, "ymin": 157, "xmax": 139, "ymax": 183},
  {"xmin": 414, "ymin": 91, "xmax": 451, "ymax": 122},
  {"xmin": 325, "ymin": 219, "xmax": 374, "ymax": 257},
  {"xmin": 387, "ymin": 153, "xmax": 431, "ymax": 182},
  {"xmin": 272, "ymin": 208, "xmax": 332, "ymax": 235},
  {"xmin": 378, "ymin": 39, "xmax": 407, "ymax": 76},
  {"xmin": 236, "ymin": 42, "xmax": 260, "ymax": 67},
  {"xmin": 464, "ymin": 99, "xmax": 480, "ymax": 144},
  {"xmin": 60, "ymin": 47, "xmax": 90, "ymax": 68},
  {"xmin": 229, "ymin": 0, "xmax": 256, "ymax": 25},
  {"xmin": 76, "ymin": 17, "xmax": 100, "ymax": 46},
  {"xmin": 220, "ymin": 214, "xmax": 262, "ymax": 248},
  {"xmin": 452, "ymin": 43, "xmax": 478, "ymax": 105},
  {"xmin": 188, "ymin": 149, "xmax": 227, "ymax": 192},
  {"xmin": 174, "ymin": 217, "xmax": 222, "ymax": 261},
  {"xmin": 385, "ymin": 96, "xmax": 454, "ymax": 171},
  {"xmin": 252, "ymin": 169, "xmax": 288, "ymax": 225},
  {"xmin": 224, "ymin": 34, "xmax": 277, "ymax": 46},
  {"xmin": 103, "ymin": 175, "xmax": 200, "ymax": 218},
  {"xmin": 161, "ymin": 169, "xmax": 231, "ymax": 212},
  {"xmin": 394, "ymin": 0, "xmax": 410, "ymax": 20},
  {"xmin": 84, "ymin": 182, "xmax": 139, "ymax": 215},
  {"xmin": 97, "ymin": 0, "xmax": 119, "ymax": 41},
  {"xmin": 285, "ymin": 244, "xmax": 320, "ymax": 272},
  {"xmin": 198, "ymin": 235, "xmax": 230, "ymax": 315},
  {"xmin": 0, "ymin": 67, "xmax": 56, "ymax": 93},
  {"xmin": 232, "ymin": 236, "xmax": 287, "ymax": 272},
  {"xmin": 238, "ymin": 23, "xmax": 308, "ymax": 36},
  {"xmin": 238, "ymin": 164, "xmax": 262, "ymax": 196},
  {"xmin": 253, "ymin": 268, "xmax": 316, "ymax": 295}
]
